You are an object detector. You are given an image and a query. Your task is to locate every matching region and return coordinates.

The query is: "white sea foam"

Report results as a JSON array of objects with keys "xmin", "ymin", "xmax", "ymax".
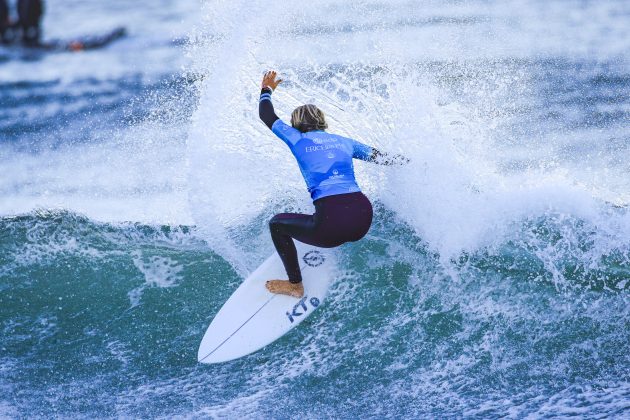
[
  {"xmin": 128, "ymin": 252, "xmax": 184, "ymax": 306},
  {"xmin": 0, "ymin": 402, "xmax": 18, "ymax": 420},
  {"xmin": 0, "ymin": 125, "xmax": 193, "ymax": 225},
  {"xmin": 183, "ymin": 1, "xmax": 630, "ymax": 285}
]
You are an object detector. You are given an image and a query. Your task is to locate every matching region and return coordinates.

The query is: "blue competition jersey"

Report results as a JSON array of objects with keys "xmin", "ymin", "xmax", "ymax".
[{"xmin": 271, "ymin": 119, "xmax": 373, "ymax": 201}]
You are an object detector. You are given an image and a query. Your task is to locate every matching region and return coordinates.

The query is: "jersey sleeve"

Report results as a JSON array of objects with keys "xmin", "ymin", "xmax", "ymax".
[
  {"xmin": 271, "ymin": 119, "xmax": 302, "ymax": 146},
  {"xmin": 259, "ymin": 88, "xmax": 279, "ymax": 129},
  {"xmin": 351, "ymin": 139, "xmax": 374, "ymax": 161}
]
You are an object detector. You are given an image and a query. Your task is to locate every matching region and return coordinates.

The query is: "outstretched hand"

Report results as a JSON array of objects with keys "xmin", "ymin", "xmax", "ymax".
[
  {"xmin": 370, "ymin": 149, "xmax": 410, "ymax": 166},
  {"xmin": 261, "ymin": 70, "xmax": 282, "ymax": 91}
]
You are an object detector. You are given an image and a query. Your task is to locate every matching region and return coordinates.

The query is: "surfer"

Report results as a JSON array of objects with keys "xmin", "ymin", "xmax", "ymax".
[{"xmin": 259, "ymin": 70, "xmax": 407, "ymax": 298}]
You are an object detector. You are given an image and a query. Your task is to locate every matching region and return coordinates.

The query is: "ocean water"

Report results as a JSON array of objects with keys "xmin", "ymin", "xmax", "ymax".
[{"xmin": 1, "ymin": 0, "xmax": 629, "ymax": 417}]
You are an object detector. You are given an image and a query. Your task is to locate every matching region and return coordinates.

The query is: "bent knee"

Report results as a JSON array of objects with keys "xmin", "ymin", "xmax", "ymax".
[
  {"xmin": 269, "ymin": 214, "xmax": 293, "ymax": 234},
  {"xmin": 269, "ymin": 217, "xmax": 281, "ymax": 233}
]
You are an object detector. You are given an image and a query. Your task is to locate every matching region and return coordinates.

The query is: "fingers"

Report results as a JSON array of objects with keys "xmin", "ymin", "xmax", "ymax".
[
  {"xmin": 262, "ymin": 70, "xmax": 278, "ymax": 80},
  {"xmin": 262, "ymin": 70, "xmax": 282, "ymax": 90}
]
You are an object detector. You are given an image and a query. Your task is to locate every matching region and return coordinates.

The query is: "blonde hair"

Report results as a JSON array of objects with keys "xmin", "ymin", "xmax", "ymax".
[{"xmin": 291, "ymin": 104, "xmax": 328, "ymax": 132}]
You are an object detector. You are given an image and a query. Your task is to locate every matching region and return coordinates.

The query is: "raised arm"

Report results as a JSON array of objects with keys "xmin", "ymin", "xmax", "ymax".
[{"xmin": 258, "ymin": 70, "xmax": 283, "ymax": 130}]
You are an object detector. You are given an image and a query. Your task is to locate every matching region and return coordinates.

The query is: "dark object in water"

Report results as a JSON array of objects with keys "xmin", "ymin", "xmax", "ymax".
[
  {"xmin": 0, "ymin": 26, "xmax": 127, "ymax": 53},
  {"xmin": 0, "ymin": 0, "xmax": 12, "ymax": 44},
  {"xmin": 37, "ymin": 26, "xmax": 127, "ymax": 52},
  {"xmin": 17, "ymin": 0, "xmax": 43, "ymax": 46}
]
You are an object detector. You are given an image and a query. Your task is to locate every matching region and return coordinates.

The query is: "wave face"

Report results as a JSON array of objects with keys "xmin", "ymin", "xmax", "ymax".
[
  {"xmin": 1, "ymin": 210, "xmax": 629, "ymax": 417},
  {"xmin": 2, "ymin": 0, "xmax": 630, "ymax": 417}
]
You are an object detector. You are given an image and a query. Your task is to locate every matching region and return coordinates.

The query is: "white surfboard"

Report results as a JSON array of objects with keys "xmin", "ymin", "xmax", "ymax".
[{"xmin": 197, "ymin": 242, "xmax": 335, "ymax": 364}]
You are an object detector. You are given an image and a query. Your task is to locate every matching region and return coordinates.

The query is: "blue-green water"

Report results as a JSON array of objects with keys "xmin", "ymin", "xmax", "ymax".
[
  {"xmin": 2, "ymin": 0, "xmax": 630, "ymax": 417},
  {"xmin": 1, "ymin": 208, "xmax": 628, "ymax": 417}
]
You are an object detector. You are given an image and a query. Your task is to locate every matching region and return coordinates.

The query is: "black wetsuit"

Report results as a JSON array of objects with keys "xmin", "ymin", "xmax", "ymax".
[
  {"xmin": 17, "ymin": 0, "xmax": 43, "ymax": 46},
  {"xmin": 269, "ymin": 194, "xmax": 373, "ymax": 283},
  {"xmin": 259, "ymin": 88, "xmax": 374, "ymax": 283}
]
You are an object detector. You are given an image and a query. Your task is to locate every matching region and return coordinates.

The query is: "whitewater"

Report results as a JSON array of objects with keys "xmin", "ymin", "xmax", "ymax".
[{"xmin": 1, "ymin": 0, "xmax": 629, "ymax": 417}]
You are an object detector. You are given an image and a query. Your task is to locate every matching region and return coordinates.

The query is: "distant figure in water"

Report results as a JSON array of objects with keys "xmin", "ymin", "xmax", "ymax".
[
  {"xmin": 0, "ymin": 0, "xmax": 125, "ymax": 51},
  {"xmin": 258, "ymin": 70, "xmax": 408, "ymax": 298},
  {"xmin": 17, "ymin": 0, "xmax": 43, "ymax": 46},
  {"xmin": 0, "ymin": 0, "xmax": 12, "ymax": 43},
  {"xmin": 0, "ymin": 0, "xmax": 43, "ymax": 46}
]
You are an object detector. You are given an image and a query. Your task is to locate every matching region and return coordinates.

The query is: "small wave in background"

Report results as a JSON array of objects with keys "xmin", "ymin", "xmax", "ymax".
[{"xmin": 1, "ymin": 0, "xmax": 629, "ymax": 417}]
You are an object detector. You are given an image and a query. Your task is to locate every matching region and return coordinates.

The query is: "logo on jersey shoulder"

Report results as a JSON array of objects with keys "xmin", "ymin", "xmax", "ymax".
[
  {"xmin": 286, "ymin": 296, "xmax": 321, "ymax": 323},
  {"xmin": 327, "ymin": 152, "xmax": 335, "ymax": 158},
  {"xmin": 312, "ymin": 137, "xmax": 338, "ymax": 145},
  {"xmin": 303, "ymin": 250, "xmax": 325, "ymax": 267}
]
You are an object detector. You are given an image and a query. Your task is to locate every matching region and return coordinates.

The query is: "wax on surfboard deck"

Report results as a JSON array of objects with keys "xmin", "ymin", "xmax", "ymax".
[{"xmin": 198, "ymin": 242, "xmax": 335, "ymax": 364}]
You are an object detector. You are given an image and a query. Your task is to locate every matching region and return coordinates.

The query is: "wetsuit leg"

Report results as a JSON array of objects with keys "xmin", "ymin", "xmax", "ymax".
[
  {"xmin": 269, "ymin": 213, "xmax": 318, "ymax": 284},
  {"xmin": 17, "ymin": 0, "xmax": 43, "ymax": 46},
  {"xmin": 0, "ymin": 0, "xmax": 9, "ymax": 44},
  {"xmin": 269, "ymin": 192, "xmax": 373, "ymax": 284}
]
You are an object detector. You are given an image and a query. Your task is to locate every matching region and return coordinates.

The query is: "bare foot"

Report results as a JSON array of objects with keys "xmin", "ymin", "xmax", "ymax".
[{"xmin": 265, "ymin": 280, "xmax": 304, "ymax": 298}]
